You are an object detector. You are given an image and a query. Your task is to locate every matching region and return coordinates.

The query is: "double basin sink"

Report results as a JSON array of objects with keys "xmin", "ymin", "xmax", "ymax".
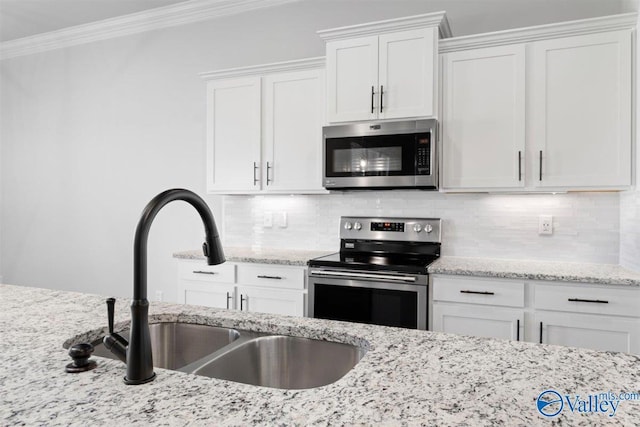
[{"xmin": 92, "ymin": 322, "xmax": 365, "ymax": 390}]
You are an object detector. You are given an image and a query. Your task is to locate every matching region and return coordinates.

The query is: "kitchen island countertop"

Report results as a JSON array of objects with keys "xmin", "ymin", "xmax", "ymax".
[
  {"xmin": 429, "ymin": 256, "xmax": 640, "ymax": 286},
  {"xmin": 1, "ymin": 283, "xmax": 639, "ymax": 426}
]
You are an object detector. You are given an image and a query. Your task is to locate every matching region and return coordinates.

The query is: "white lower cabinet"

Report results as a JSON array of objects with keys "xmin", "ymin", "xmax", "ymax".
[
  {"xmin": 534, "ymin": 311, "xmax": 640, "ymax": 354},
  {"xmin": 432, "ymin": 275, "xmax": 524, "ymax": 341},
  {"xmin": 433, "ymin": 304, "xmax": 523, "ymax": 341},
  {"xmin": 178, "ymin": 260, "xmax": 306, "ymax": 317},
  {"xmin": 431, "ymin": 274, "xmax": 640, "ymax": 354},
  {"xmin": 236, "ymin": 285, "xmax": 304, "ymax": 317}
]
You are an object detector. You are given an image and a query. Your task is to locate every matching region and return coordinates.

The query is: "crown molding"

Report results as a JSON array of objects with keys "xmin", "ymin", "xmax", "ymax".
[
  {"xmin": 317, "ymin": 11, "xmax": 451, "ymax": 42},
  {"xmin": 200, "ymin": 56, "xmax": 325, "ymax": 80},
  {"xmin": 0, "ymin": 0, "xmax": 300, "ymax": 60},
  {"xmin": 440, "ymin": 12, "xmax": 637, "ymax": 53}
]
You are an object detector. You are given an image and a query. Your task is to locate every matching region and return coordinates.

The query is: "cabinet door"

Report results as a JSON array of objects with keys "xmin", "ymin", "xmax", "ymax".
[
  {"xmin": 263, "ymin": 69, "xmax": 325, "ymax": 192},
  {"xmin": 237, "ymin": 285, "xmax": 304, "ymax": 317},
  {"xmin": 206, "ymin": 77, "xmax": 261, "ymax": 193},
  {"xmin": 535, "ymin": 311, "xmax": 640, "ymax": 354},
  {"xmin": 530, "ymin": 30, "xmax": 632, "ymax": 189},
  {"xmin": 378, "ymin": 28, "xmax": 437, "ymax": 120},
  {"xmin": 326, "ymin": 36, "xmax": 378, "ymax": 123},
  {"xmin": 432, "ymin": 303, "xmax": 523, "ymax": 341},
  {"xmin": 441, "ymin": 44, "xmax": 526, "ymax": 189},
  {"xmin": 178, "ymin": 280, "xmax": 236, "ymax": 310}
]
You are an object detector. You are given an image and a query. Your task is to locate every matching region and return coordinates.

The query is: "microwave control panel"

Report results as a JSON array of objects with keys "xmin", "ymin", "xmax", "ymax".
[{"xmin": 416, "ymin": 134, "xmax": 431, "ymax": 175}]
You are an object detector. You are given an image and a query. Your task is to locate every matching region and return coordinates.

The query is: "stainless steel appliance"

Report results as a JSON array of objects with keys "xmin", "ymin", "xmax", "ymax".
[
  {"xmin": 308, "ymin": 216, "xmax": 441, "ymax": 330},
  {"xmin": 323, "ymin": 119, "xmax": 437, "ymax": 190}
]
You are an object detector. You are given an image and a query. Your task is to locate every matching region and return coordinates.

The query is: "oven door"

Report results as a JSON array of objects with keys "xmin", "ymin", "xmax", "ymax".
[{"xmin": 308, "ymin": 269, "xmax": 428, "ymax": 330}]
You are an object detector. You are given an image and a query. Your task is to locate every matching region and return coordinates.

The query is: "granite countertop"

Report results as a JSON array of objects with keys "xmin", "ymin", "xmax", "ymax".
[
  {"xmin": 173, "ymin": 247, "xmax": 334, "ymax": 266},
  {"xmin": 2, "ymin": 284, "xmax": 639, "ymax": 426},
  {"xmin": 429, "ymin": 256, "xmax": 640, "ymax": 287}
]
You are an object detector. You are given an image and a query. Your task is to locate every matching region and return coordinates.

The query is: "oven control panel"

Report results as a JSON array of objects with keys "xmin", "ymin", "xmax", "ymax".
[{"xmin": 340, "ymin": 217, "xmax": 441, "ymax": 242}]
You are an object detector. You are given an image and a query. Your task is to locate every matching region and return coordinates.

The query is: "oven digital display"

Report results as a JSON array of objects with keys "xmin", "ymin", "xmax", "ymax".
[{"xmin": 371, "ymin": 222, "xmax": 404, "ymax": 232}]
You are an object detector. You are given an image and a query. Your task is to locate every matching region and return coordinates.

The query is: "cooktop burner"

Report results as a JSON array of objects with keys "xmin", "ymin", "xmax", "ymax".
[
  {"xmin": 308, "ymin": 216, "xmax": 442, "ymax": 275},
  {"xmin": 308, "ymin": 252, "xmax": 439, "ymax": 275}
]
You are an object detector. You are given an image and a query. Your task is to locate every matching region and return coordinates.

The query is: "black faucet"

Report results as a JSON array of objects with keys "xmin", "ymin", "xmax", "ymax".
[{"xmin": 103, "ymin": 189, "xmax": 225, "ymax": 385}]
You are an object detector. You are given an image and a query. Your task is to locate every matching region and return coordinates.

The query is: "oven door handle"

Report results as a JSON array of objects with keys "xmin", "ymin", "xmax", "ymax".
[{"xmin": 309, "ymin": 270, "xmax": 417, "ymax": 282}]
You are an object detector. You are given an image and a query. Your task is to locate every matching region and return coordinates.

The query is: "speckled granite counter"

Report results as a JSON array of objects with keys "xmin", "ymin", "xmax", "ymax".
[
  {"xmin": 173, "ymin": 247, "xmax": 334, "ymax": 266},
  {"xmin": 429, "ymin": 256, "xmax": 640, "ymax": 287},
  {"xmin": 2, "ymin": 284, "xmax": 639, "ymax": 426}
]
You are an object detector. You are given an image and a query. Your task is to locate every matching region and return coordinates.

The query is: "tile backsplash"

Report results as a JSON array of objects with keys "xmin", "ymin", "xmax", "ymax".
[
  {"xmin": 620, "ymin": 190, "xmax": 640, "ymax": 271},
  {"xmin": 222, "ymin": 191, "xmax": 620, "ymax": 264}
]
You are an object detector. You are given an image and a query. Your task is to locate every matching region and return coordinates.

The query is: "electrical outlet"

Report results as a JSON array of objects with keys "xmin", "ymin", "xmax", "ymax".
[
  {"xmin": 538, "ymin": 215, "xmax": 553, "ymax": 235},
  {"xmin": 277, "ymin": 211, "xmax": 288, "ymax": 228},
  {"xmin": 155, "ymin": 290, "xmax": 164, "ymax": 302},
  {"xmin": 263, "ymin": 211, "xmax": 273, "ymax": 228}
]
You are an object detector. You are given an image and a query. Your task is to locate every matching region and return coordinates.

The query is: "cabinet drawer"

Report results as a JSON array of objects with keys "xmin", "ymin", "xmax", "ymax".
[
  {"xmin": 179, "ymin": 262, "xmax": 236, "ymax": 283},
  {"xmin": 432, "ymin": 276, "xmax": 525, "ymax": 307},
  {"xmin": 237, "ymin": 263, "xmax": 305, "ymax": 290},
  {"xmin": 535, "ymin": 283, "xmax": 640, "ymax": 317}
]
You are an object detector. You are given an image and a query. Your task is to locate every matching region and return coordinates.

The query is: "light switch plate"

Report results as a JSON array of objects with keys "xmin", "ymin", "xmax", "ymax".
[
  {"xmin": 277, "ymin": 211, "xmax": 288, "ymax": 228},
  {"xmin": 263, "ymin": 211, "xmax": 273, "ymax": 228}
]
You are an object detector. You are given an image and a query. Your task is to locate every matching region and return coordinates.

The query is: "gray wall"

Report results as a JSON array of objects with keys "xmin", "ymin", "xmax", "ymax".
[{"xmin": 0, "ymin": 0, "xmax": 631, "ymax": 301}]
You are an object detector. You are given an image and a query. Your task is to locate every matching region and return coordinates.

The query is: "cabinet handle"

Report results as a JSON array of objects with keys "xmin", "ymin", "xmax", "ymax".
[
  {"xmin": 253, "ymin": 162, "xmax": 259, "ymax": 186},
  {"xmin": 518, "ymin": 151, "xmax": 522, "ymax": 181},
  {"xmin": 240, "ymin": 294, "xmax": 247, "ymax": 311},
  {"xmin": 459, "ymin": 290, "xmax": 494, "ymax": 295},
  {"xmin": 371, "ymin": 86, "xmax": 375, "ymax": 114},
  {"xmin": 257, "ymin": 275, "xmax": 282, "ymax": 280},
  {"xmin": 266, "ymin": 162, "xmax": 272, "ymax": 185},
  {"xmin": 193, "ymin": 270, "xmax": 217, "ymax": 275},
  {"xmin": 516, "ymin": 319, "xmax": 520, "ymax": 341},
  {"xmin": 568, "ymin": 298, "xmax": 609, "ymax": 304},
  {"xmin": 379, "ymin": 85, "xmax": 384, "ymax": 113},
  {"xmin": 226, "ymin": 292, "xmax": 232, "ymax": 309},
  {"xmin": 539, "ymin": 150, "xmax": 543, "ymax": 181},
  {"xmin": 539, "ymin": 321, "xmax": 543, "ymax": 344}
]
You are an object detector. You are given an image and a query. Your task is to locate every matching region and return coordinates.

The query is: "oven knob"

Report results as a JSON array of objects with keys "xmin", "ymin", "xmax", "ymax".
[
  {"xmin": 354, "ymin": 222, "xmax": 362, "ymax": 231},
  {"xmin": 424, "ymin": 224, "xmax": 434, "ymax": 233},
  {"xmin": 413, "ymin": 224, "xmax": 422, "ymax": 233},
  {"xmin": 344, "ymin": 222, "xmax": 353, "ymax": 230}
]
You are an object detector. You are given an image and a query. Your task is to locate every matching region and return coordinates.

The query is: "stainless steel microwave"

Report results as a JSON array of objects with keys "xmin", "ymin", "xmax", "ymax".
[{"xmin": 323, "ymin": 119, "xmax": 438, "ymax": 190}]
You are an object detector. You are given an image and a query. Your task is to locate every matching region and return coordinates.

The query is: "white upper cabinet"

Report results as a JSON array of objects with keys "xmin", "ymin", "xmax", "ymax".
[
  {"xmin": 201, "ymin": 58, "xmax": 326, "ymax": 194},
  {"xmin": 320, "ymin": 12, "xmax": 450, "ymax": 123},
  {"xmin": 206, "ymin": 77, "xmax": 261, "ymax": 193},
  {"xmin": 439, "ymin": 14, "xmax": 635, "ymax": 192},
  {"xmin": 378, "ymin": 28, "xmax": 438, "ymax": 120},
  {"xmin": 530, "ymin": 30, "xmax": 632, "ymax": 189},
  {"xmin": 325, "ymin": 36, "xmax": 378, "ymax": 122},
  {"xmin": 263, "ymin": 69, "xmax": 325, "ymax": 192},
  {"xmin": 441, "ymin": 44, "xmax": 526, "ymax": 189}
]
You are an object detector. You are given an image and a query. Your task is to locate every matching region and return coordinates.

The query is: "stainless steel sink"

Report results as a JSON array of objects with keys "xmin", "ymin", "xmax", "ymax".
[
  {"xmin": 192, "ymin": 335, "xmax": 365, "ymax": 389},
  {"xmin": 92, "ymin": 322, "xmax": 240, "ymax": 370},
  {"xmin": 90, "ymin": 322, "xmax": 365, "ymax": 389}
]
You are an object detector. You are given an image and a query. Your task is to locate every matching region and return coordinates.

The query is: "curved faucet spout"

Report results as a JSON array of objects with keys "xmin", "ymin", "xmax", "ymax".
[
  {"xmin": 126, "ymin": 188, "xmax": 225, "ymax": 385},
  {"xmin": 134, "ymin": 188, "xmax": 225, "ymax": 300}
]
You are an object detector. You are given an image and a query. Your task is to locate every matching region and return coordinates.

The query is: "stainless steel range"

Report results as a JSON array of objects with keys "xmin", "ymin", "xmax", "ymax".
[{"xmin": 307, "ymin": 216, "xmax": 441, "ymax": 330}]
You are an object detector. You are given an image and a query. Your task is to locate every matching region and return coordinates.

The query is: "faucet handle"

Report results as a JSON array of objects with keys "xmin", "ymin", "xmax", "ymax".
[{"xmin": 106, "ymin": 298, "xmax": 116, "ymax": 334}]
